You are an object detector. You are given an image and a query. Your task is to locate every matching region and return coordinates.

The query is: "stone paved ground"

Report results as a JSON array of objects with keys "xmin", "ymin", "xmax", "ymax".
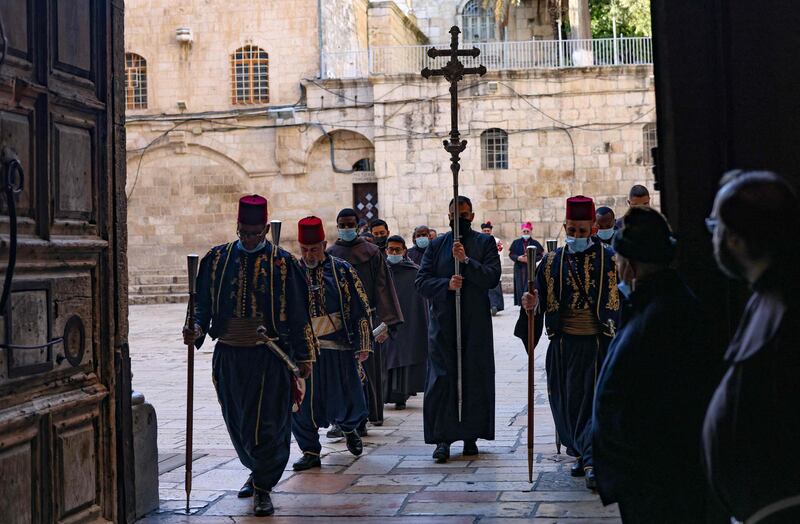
[{"xmin": 131, "ymin": 297, "xmax": 620, "ymax": 523}]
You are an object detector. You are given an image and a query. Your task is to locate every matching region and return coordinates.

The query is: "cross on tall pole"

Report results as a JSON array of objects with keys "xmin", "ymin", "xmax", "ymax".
[{"xmin": 421, "ymin": 26, "xmax": 486, "ymax": 422}]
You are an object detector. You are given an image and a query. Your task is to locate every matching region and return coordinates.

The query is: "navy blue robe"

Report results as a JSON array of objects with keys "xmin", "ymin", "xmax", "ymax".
[
  {"xmin": 415, "ymin": 227, "xmax": 501, "ymax": 444},
  {"xmin": 194, "ymin": 241, "xmax": 316, "ymax": 492},
  {"xmin": 509, "ymin": 237, "xmax": 544, "ymax": 306},
  {"xmin": 593, "ymin": 269, "xmax": 717, "ymax": 520},
  {"xmin": 292, "ymin": 255, "xmax": 371, "ymax": 453},
  {"xmin": 514, "ymin": 240, "xmax": 620, "ymax": 467}
]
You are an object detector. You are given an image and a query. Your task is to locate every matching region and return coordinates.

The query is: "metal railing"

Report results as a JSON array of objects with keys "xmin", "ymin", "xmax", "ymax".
[{"xmin": 322, "ymin": 36, "xmax": 652, "ymax": 79}]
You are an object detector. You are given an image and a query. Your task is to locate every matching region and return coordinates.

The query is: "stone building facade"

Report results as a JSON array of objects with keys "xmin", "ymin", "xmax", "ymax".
[{"xmin": 125, "ymin": 0, "xmax": 656, "ymax": 300}]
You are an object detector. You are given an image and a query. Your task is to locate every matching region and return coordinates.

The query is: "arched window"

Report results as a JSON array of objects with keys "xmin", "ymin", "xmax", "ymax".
[
  {"xmin": 462, "ymin": 0, "xmax": 496, "ymax": 43},
  {"xmin": 231, "ymin": 46, "xmax": 269, "ymax": 105},
  {"xmin": 125, "ymin": 53, "xmax": 147, "ymax": 109},
  {"xmin": 481, "ymin": 128, "xmax": 508, "ymax": 169},
  {"xmin": 352, "ymin": 158, "xmax": 374, "ymax": 172}
]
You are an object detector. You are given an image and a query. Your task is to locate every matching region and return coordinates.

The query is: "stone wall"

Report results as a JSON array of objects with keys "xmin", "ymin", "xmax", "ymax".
[
  {"xmin": 411, "ymin": 0, "xmax": 554, "ymax": 43},
  {"xmin": 368, "ymin": 2, "xmax": 430, "ymax": 46},
  {"xmin": 369, "ymin": 66, "xmax": 658, "ymax": 244}
]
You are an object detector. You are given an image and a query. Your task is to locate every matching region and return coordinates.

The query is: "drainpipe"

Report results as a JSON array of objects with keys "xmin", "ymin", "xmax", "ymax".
[{"xmin": 318, "ymin": 0, "xmax": 325, "ymax": 78}]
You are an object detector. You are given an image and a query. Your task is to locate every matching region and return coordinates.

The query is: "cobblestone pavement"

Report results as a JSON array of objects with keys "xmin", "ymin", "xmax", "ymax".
[{"xmin": 131, "ymin": 297, "xmax": 620, "ymax": 523}]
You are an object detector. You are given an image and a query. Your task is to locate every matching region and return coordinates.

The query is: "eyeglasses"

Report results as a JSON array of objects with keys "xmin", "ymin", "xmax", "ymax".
[
  {"xmin": 237, "ymin": 229, "xmax": 266, "ymax": 240},
  {"xmin": 704, "ymin": 218, "xmax": 718, "ymax": 234}
]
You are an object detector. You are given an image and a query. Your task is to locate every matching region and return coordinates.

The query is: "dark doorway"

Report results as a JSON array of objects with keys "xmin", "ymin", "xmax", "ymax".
[{"xmin": 353, "ymin": 183, "xmax": 379, "ymax": 223}]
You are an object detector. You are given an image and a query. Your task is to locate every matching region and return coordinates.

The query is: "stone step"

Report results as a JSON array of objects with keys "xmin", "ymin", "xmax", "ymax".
[
  {"xmin": 130, "ymin": 283, "xmax": 189, "ymax": 295},
  {"xmin": 131, "ymin": 273, "xmax": 189, "ymax": 286},
  {"xmin": 129, "ymin": 293, "xmax": 189, "ymax": 306}
]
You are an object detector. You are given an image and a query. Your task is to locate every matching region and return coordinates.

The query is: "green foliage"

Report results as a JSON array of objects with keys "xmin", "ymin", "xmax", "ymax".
[{"xmin": 589, "ymin": 0, "xmax": 651, "ymax": 37}]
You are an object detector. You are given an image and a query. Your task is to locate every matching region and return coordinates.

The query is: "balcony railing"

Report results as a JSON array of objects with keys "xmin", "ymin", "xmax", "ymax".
[{"xmin": 322, "ymin": 36, "xmax": 652, "ymax": 79}]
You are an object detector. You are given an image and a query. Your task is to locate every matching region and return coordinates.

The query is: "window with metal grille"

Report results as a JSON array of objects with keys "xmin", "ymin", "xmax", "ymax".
[
  {"xmin": 231, "ymin": 46, "xmax": 270, "ymax": 105},
  {"xmin": 462, "ymin": 0, "xmax": 496, "ymax": 42},
  {"xmin": 481, "ymin": 128, "xmax": 508, "ymax": 169},
  {"xmin": 125, "ymin": 53, "xmax": 147, "ymax": 109},
  {"xmin": 643, "ymin": 122, "xmax": 658, "ymax": 166}
]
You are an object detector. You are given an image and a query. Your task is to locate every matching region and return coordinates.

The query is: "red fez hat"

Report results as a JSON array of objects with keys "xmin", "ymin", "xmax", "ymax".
[
  {"xmin": 522, "ymin": 221, "xmax": 532, "ymax": 230},
  {"xmin": 298, "ymin": 216, "xmax": 325, "ymax": 244},
  {"xmin": 238, "ymin": 195, "xmax": 268, "ymax": 225},
  {"xmin": 566, "ymin": 195, "xmax": 595, "ymax": 221}
]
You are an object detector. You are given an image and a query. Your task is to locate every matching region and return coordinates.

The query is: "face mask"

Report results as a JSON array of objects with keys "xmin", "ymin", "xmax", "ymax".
[
  {"xmin": 414, "ymin": 236, "xmax": 430, "ymax": 249},
  {"xmin": 386, "ymin": 254, "xmax": 403, "ymax": 265},
  {"xmin": 375, "ymin": 236, "xmax": 388, "ymax": 248},
  {"xmin": 597, "ymin": 228, "xmax": 615, "ymax": 241},
  {"xmin": 617, "ymin": 281, "xmax": 633, "ymax": 299},
  {"xmin": 449, "ymin": 217, "xmax": 473, "ymax": 233},
  {"xmin": 237, "ymin": 239, "xmax": 267, "ymax": 254},
  {"xmin": 565, "ymin": 236, "xmax": 590, "ymax": 253},
  {"xmin": 522, "ymin": 234, "xmax": 531, "ymax": 240},
  {"xmin": 338, "ymin": 228, "xmax": 357, "ymax": 242}
]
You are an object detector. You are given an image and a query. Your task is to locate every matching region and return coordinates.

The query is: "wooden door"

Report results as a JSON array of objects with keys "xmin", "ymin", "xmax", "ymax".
[
  {"xmin": 0, "ymin": 1, "xmax": 129, "ymax": 522},
  {"xmin": 353, "ymin": 182, "xmax": 378, "ymax": 223}
]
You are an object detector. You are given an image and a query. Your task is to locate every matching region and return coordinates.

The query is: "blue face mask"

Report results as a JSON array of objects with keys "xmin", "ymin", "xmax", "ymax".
[
  {"xmin": 522, "ymin": 234, "xmax": 531, "ymax": 240},
  {"xmin": 617, "ymin": 281, "xmax": 633, "ymax": 299},
  {"xmin": 565, "ymin": 236, "xmax": 590, "ymax": 253},
  {"xmin": 597, "ymin": 228, "xmax": 615, "ymax": 241},
  {"xmin": 415, "ymin": 236, "xmax": 430, "ymax": 249},
  {"xmin": 386, "ymin": 254, "xmax": 403, "ymax": 265},
  {"xmin": 237, "ymin": 239, "xmax": 267, "ymax": 254},
  {"xmin": 338, "ymin": 228, "xmax": 357, "ymax": 242}
]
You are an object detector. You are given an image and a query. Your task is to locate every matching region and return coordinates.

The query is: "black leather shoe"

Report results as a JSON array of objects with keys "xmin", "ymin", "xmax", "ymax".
[
  {"xmin": 395, "ymin": 401, "xmax": 406, "ymax": 410},
  {"xmin": 357, "ymin": 421, "xmax": 369, "ymax": 437},
  {"xmin": 463, "ymin": 439, "xmax": 479, "ymax": 456},
  {"xmin": 253, "ymin": 489, "xmax": 274, "ymax": 517},
  {"xmin": 570, "ymin": 458, "xmax": 585, "ymax": 477},
  {"xmin": 238, "ymin": 475, "xmax": 254, "ymax": 498},
  {"xmin": 292, "ymin": 453, "xmax": 321, "ymax": 471},
  {"xmin": 326, "ymin": 425, "xmax": 343, "ymax": 438},
  {"xmin": 585, "ymin": 467, "xmax": 597, "ymax": 490},
  {"xmin": 432, "ymin": 442, "xmax": 450, "ymax": 463},
  {"xmin": 345, "ymin": 430, "xmax": 364, "ymax": 456}
]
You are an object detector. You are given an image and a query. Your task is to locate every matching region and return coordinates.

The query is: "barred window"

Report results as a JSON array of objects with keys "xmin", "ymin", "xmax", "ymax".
[
  {"xmin": 125, "ymin": 53, "xmax": 147, "ymax": 109},
  {"xmin": 643, "ymin": 122, "xmax": 658, "ymax": 166},
  {"xmin": 231, "ymin": 46, "xmax": 269, "ymax": 105},
  {"xmin": 481, "ymin": 128, "xmax": 508, "ymax": 170},
  {"xmin": 462, "ymin": 0, "xmax": 496, "ymax": 43}
]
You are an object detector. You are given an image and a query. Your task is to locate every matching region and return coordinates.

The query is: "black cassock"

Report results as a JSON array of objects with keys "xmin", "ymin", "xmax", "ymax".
[
  {"xmin": 415, "ymin": 227, "xmax": 501, "ymax": 444},
  {"xmin": 509, "ymin": 237, "xmax": 544, "ymax": 306},
  {"xmin": 384, "ymin": 258, "xmax": 429, "ymax": 404}
]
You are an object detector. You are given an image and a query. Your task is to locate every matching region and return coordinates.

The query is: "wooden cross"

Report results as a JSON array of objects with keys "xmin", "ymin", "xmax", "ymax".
[{"xmin": 421, "ymin": 26, "xmax": 486, "ymax": 422}]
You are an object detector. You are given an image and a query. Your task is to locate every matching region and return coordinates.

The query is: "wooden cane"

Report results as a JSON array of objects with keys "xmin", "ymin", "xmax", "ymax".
[
  {"xmin": 185, "ymin": 254, "xmax": 199, "ymax": 514},
  {"xmin": 526, "ymin": 245, "xmax": 536, "ymax": 483}
]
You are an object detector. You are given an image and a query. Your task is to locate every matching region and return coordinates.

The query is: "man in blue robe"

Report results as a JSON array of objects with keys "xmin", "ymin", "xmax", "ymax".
[
  {"xmin": 415, "ymin": 196, "xmax": 502, "ymax": 463},
  {"xmin": 183, "ymin": 195, "xmax": 316, "ymax": 516},
  {"xmin": 515, "ymin": 195, "xmax": 621, "ymax": 490},
  {"xmin": 407, "ymin": 225, "xmax": 431, "ymax": 265},
  {"xmin": 291, "ymin": 216, "xmax": 372, "ymax": 471}
]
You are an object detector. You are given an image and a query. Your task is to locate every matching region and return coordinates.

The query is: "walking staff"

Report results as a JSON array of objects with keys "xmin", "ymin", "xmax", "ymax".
[
  {"xmin": 421, "ymin": 25, "xmax": 486, "ymax": 421},
  {"xmin": 184, "ymin": 253, "xmax": 199, "ymax": 513},
  {"xmin": 526, "ymin": 245, "xmax": 536, "ymax": 483}
]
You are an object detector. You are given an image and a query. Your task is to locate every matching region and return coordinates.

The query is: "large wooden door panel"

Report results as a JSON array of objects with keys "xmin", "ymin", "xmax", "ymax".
[{"xmin": 0, "ymin": 0, "xmax": 126, "ymax": 521}]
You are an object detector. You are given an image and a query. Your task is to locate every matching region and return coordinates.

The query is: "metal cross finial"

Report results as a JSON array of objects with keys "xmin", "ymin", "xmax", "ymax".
[{"xmin": 421, "ymin": 26, "xmax": 486, "ymax": 422}]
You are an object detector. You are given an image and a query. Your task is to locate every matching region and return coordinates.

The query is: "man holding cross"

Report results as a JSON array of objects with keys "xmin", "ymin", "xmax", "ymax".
[{"xmin": 415, "ymin": 196, "xmax": 501, "ymax": 462}]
